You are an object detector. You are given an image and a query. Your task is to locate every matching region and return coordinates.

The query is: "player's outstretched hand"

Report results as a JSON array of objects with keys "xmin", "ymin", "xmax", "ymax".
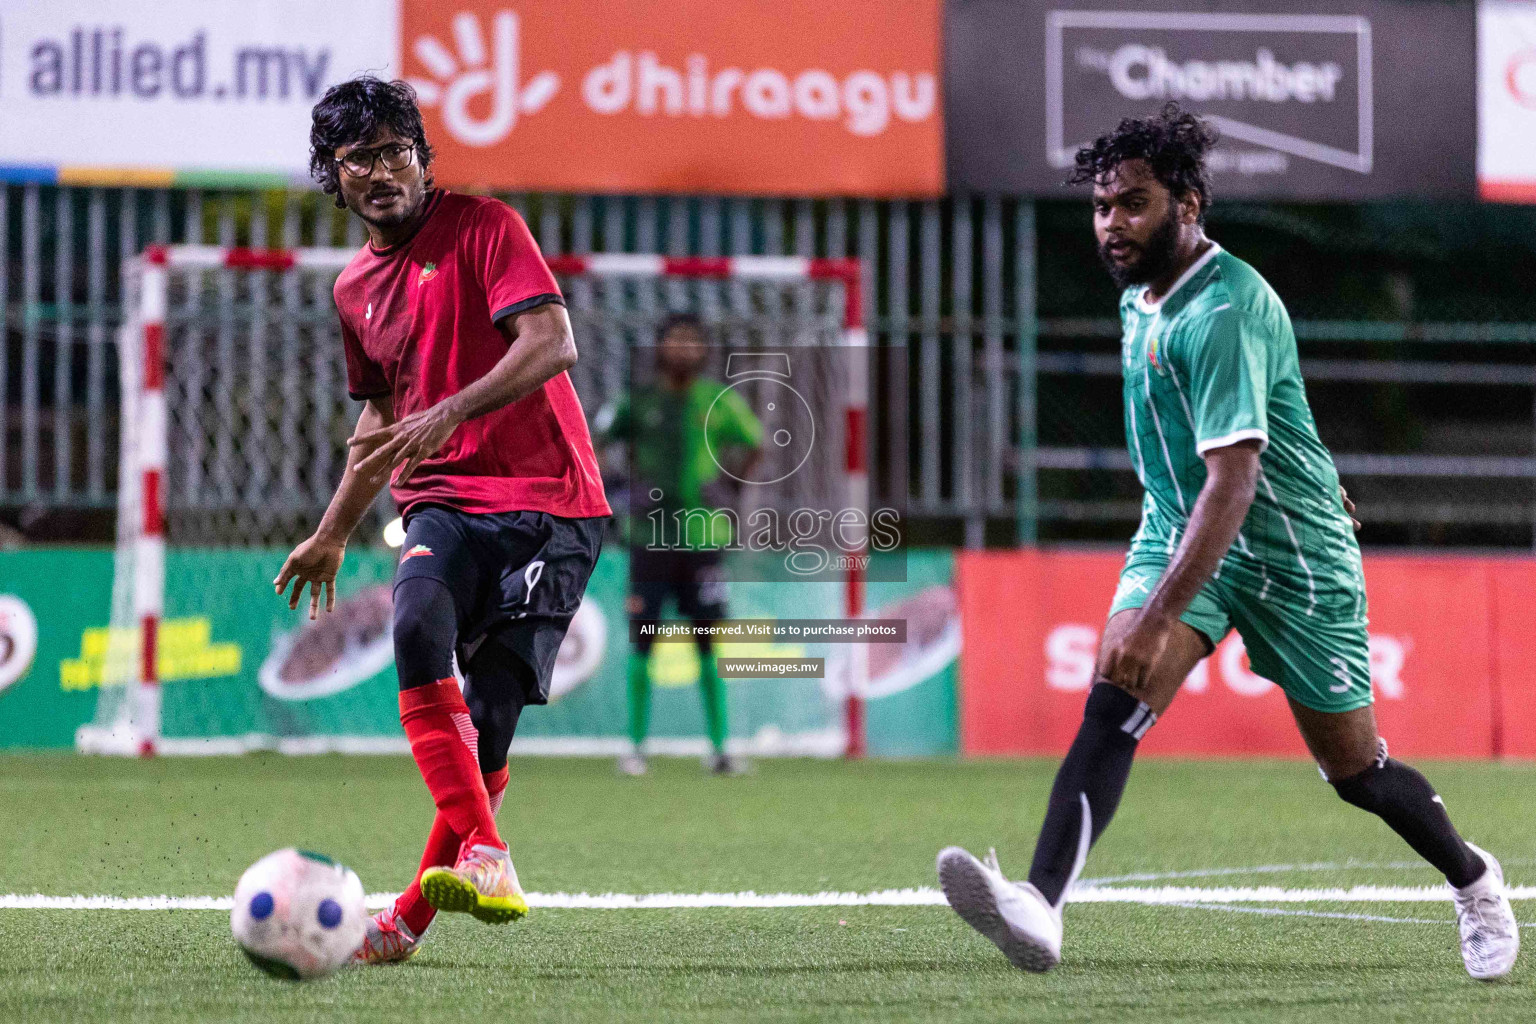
[
  {"xmin": 274, "ymin": 535, "xmax": 345, "ymax": 620},
  {"xmin": 1340, "ymin": 486, "xmax": 1361, "ymax": 532},
  {"xmin": 350, "ymin": 403, "xmax": 462, "ymax": 485}
]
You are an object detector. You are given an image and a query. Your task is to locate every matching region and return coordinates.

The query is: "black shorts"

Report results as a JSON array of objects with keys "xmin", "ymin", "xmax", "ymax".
[
  {"xmin": 396, "ymin": 504, "xmax": 605, "ymax": 704},
  {"xmin": 627, "ymin": 546, "xmax": 729, "ymax": 622}
]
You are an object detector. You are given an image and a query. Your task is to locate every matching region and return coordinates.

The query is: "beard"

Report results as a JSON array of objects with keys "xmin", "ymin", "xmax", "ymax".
[
  {"xmin": 350, "ymin": 179, "xmax": 427, "ymax": 231},
  {"xmin": 1098, "ymin": 205, "xmax": 1182, "ymax": 290}
]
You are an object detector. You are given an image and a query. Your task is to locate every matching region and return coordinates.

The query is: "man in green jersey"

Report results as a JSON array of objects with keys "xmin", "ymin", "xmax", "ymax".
[
  {"xmin": 598, "ymin": 314, "xmax": 763, "ymax": 776},
  {"xmin": 938, "ymin": 104, "xmax": 1518, "ymax": 980}
]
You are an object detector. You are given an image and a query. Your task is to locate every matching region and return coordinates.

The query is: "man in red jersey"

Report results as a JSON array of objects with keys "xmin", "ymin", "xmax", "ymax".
[{"xmin": 274, "ymin": 77, "xmax": 610, "ymax": 965}]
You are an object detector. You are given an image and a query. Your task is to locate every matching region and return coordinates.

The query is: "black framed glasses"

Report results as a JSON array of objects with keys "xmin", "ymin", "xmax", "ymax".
[{"xmin": 338, "ymin": 143, "xmax": 415, "ymax": 178}]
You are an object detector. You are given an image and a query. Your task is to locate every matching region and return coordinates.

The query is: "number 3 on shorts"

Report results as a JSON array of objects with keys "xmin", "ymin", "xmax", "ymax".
[{"xmin": 1328, "ymin": 655, "xmax": 1351, "ymax": 694}]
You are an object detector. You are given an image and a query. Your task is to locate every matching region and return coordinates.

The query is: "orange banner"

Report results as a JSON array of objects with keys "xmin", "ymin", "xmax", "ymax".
[
  {"xmin": 399, "ymin": 1, "xmax": 942, "ymax": 197},
  {"xmin": 958, "ymin": 550, "xmax": 1529, "ymax": 760}
]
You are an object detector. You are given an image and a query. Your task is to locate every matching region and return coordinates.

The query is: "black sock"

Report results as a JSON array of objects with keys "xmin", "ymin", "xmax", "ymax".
[
  {"xmin": 463, "ymin": 633, "xmax": 532, "ymax": 775},
  {"xmin": 1027, "ymin": 683, "xmax": 1154, "ymax": 907},
  {"xmin": 1332, "ymin": 752, "xmax": 1485, "ymax": 889}
]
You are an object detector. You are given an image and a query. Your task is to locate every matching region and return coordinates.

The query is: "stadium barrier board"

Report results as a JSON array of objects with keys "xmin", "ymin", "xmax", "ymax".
[
  {"xmin": 12, "ymin": 543, "xmax": 1536, "ymax": 759},
  {"xmin": 958, "ymin": 549, "xmax": 1536, "ymax": 760},
  {"xmin": 0, "ymin": 548, "xmax": 957, "ymax": 758}
]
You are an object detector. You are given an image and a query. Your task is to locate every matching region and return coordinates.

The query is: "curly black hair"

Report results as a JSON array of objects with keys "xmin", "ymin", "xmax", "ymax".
[
  {"xmin": 309, "ymin": 76, "xmax": 435, "ymax": 208},
  {"xmin": 1067, "ymin": 102, "xmax": 1218, "ymax": 223}
]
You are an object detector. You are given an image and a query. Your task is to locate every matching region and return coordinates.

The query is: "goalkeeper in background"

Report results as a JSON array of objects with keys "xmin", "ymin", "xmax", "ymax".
[{"xmin": 596, "ymin": 315, "xmax": 762, "ymax": 776}]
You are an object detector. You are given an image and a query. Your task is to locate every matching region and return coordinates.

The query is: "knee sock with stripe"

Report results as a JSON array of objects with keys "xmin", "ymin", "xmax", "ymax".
[
  {"xmin": 1331, "ymin": 744, "xmax": 1485, "ymax": 889},
  {"xmin": 1027, "ymin": 682, "xmax": 1153, "ymax": 907},
  {"xmin": 399, "ymin": 679, "xmax": 505, "ymax": 855}
]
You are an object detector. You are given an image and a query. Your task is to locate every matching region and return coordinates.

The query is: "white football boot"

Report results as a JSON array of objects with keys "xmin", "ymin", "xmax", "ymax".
[
  {"xmin": 937, "ymin": 846, "xmax": 1063, "ymax": 972},
  {"xmin": 1453, "ymin": 843, "xmax": 1520, "ymax": 980},
  {"xmin": 351, "ymin": 905, "xmax": 425, "ymax": 965}
]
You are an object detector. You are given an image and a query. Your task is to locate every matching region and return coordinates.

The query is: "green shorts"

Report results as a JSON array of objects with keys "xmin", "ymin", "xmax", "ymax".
[{"xmin": 1108, "ymin": 544, "xmax": 1372, "ymax": 714}]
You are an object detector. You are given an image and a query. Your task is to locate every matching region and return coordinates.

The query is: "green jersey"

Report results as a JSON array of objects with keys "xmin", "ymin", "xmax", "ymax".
[
  {"xmin": 1118, "ymin": 243, "xmax": 1364, "ymax": 621},
  {"xmin": 598, "ymin": 377, "xmax": 762, "ymax": 549}
]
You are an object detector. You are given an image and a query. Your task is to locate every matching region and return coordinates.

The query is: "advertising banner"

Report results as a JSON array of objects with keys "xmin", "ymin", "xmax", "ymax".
[
  {"xmin": 958, "ymin": 549, "xmax": 1530, "ymax": 760},
  {"xmin": 0, "ymin": 550, "xmax": 113, "ymax": 747},
  {"xmin": 0, "ymin": 0, "xmax": 942, "ymax": 197},
  {"xmin": 0, "ymin": 0, "xmax": 398, "ymax": 187},
  {"xmin": 1489, "ymin": 560, "xmax": 1536, "ymax": 757},
  {"xmin": 0, "ymin": 547, "xmax": 957, "ymax": 757},
  {"xmin": 400, "ymin": 0, "xmax": 941, "ymax": 197},
  {"xmin": 1478, "ymin": 1, "xmax": 1536, "ymax": 202},
  {"xmin": 947, "ymin": 0, "xmax": 1477, "ymax": 199}
]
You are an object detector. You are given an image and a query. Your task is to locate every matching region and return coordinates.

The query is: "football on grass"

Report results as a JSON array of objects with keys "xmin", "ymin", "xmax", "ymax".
[{"xmin": 231, "ymin": 848, "xmax": 367, "ymax": 980}]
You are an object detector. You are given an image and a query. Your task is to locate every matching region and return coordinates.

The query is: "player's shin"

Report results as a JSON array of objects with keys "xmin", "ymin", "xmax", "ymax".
[
  {"xmin": 627, "ymin": 651, "xmax": 652, "ymax": 749},
  {"xmin": 464, "ymin": 661, "xmax": 527, "ymax": 781},
  {"xmin": 1330, "ymin": 742, "xmax": 1485, "ymax": 888},
  {"xmin": 394, "ymin": 766, "xmax": 511, "ymax": 937},
  {"xmin": 1027, "ymin": 682, "xmax": 1155, "ymax": 907},
  {"xmin": 395, "ymin": 814, "xmax": 458, "ymax": 937},
  {"xmin": 392, "ymin": 578, "xmax": 503, "ymax": 850},
  {"xmin": 698, "ymin": 649, "xmax": 727, "ymax": 754},
  {"xmin": 398, "ymin": 680, "xmax": 505, "ymax": 852}
]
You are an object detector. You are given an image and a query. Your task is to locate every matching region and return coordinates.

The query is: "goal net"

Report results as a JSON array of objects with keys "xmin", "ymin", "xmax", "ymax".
[{"xmin": 78, "ymin": 246, "xmax": 869, "ymax": 757}]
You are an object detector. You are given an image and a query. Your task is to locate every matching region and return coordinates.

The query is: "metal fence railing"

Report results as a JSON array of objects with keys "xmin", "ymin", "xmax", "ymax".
[
  {"xmin": 1031, "ymin": 327, "xmax": 1536, "ymax": 547},
  {"xmin": 5, "ymin": 182, "xmax": 1536, "ymax": 548},
  {"xmin": 0, "ymin": 184, "xmax": 1042, "ymax": 541}
]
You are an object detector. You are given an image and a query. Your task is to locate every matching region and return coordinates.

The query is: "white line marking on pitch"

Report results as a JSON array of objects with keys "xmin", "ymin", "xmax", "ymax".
[
  {"xmin": 1083, "ymin": 861, "xmax": 1422, "ymax": 884},
  {"xmin": 1072, "ymin": 885, "xmax": 1536, "ymax": 905},
  {"xmin": 1168, "ymin": 901, "xmax": 1536, "ymax": 929},
  {"xmin": 1169, "ymin": 901, "xmax": 1451, "ymax": 926},
  {"xmin": 2, "ymin": 885, "xmax": 1533, "ymax": 912},
  {"xmin": 1083, "ymin": 858, "xmax": 1536, "ymax": 885}
]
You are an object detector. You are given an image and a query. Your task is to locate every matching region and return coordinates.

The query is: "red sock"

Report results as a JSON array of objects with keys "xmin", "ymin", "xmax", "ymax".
[
  {"xmin": 399, "ymin": 680, "xmax": 504, "ymax": 851},
  {"xmin": 396, "ymin": 766, "xmax": 511, "ymax": 935},
  {"xmin": 484, "ymin": 765, "xmax": 510, "ymax": 816}
]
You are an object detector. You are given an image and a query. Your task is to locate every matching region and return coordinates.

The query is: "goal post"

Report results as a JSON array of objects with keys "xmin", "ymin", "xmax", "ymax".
[
  {"xmin": 79, "ymin": 244, "xmax": 872, "ymax": 758},
  {"xmin": 546, "ymin": 253, "xmax": 871, "ymax": 758}
]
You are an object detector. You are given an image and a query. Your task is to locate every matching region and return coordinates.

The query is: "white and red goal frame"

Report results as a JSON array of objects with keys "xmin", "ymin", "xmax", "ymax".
[{"xmin": 110, "ymin": 245, "xmax": 871, "ymax": 758}]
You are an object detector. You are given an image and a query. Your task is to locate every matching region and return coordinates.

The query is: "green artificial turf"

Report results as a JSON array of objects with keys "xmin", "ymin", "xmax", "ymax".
[{"xmin": 0, "ymin": 754, "xmax": 1532, "ymax": 1022}]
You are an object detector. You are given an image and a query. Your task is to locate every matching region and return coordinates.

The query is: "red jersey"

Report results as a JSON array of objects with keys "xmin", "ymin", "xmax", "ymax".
[{"xmin": 334, "ymin": 190, "xmax": 610, "ymax": 520}]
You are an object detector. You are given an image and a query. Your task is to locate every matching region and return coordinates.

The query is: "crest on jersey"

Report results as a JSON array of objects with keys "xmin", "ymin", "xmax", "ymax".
[
  {"xmin": 418, "ymin": 262, "xmax": 438, "ymax": 284},
  {"xmin": 1148, "ymin": 336, "xmax": 1163, "ymax": 373}
]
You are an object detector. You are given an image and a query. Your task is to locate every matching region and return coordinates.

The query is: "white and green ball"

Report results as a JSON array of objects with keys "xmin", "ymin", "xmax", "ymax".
[{"xmin": 230, "ymin": 848, "xmax": 367, "ymax": 980}]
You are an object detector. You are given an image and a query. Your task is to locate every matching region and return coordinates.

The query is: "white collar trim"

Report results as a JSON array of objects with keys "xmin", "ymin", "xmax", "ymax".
[{"xmin": 1133, "ymin": 241, "xmax": 1222, "ymax": 315}]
